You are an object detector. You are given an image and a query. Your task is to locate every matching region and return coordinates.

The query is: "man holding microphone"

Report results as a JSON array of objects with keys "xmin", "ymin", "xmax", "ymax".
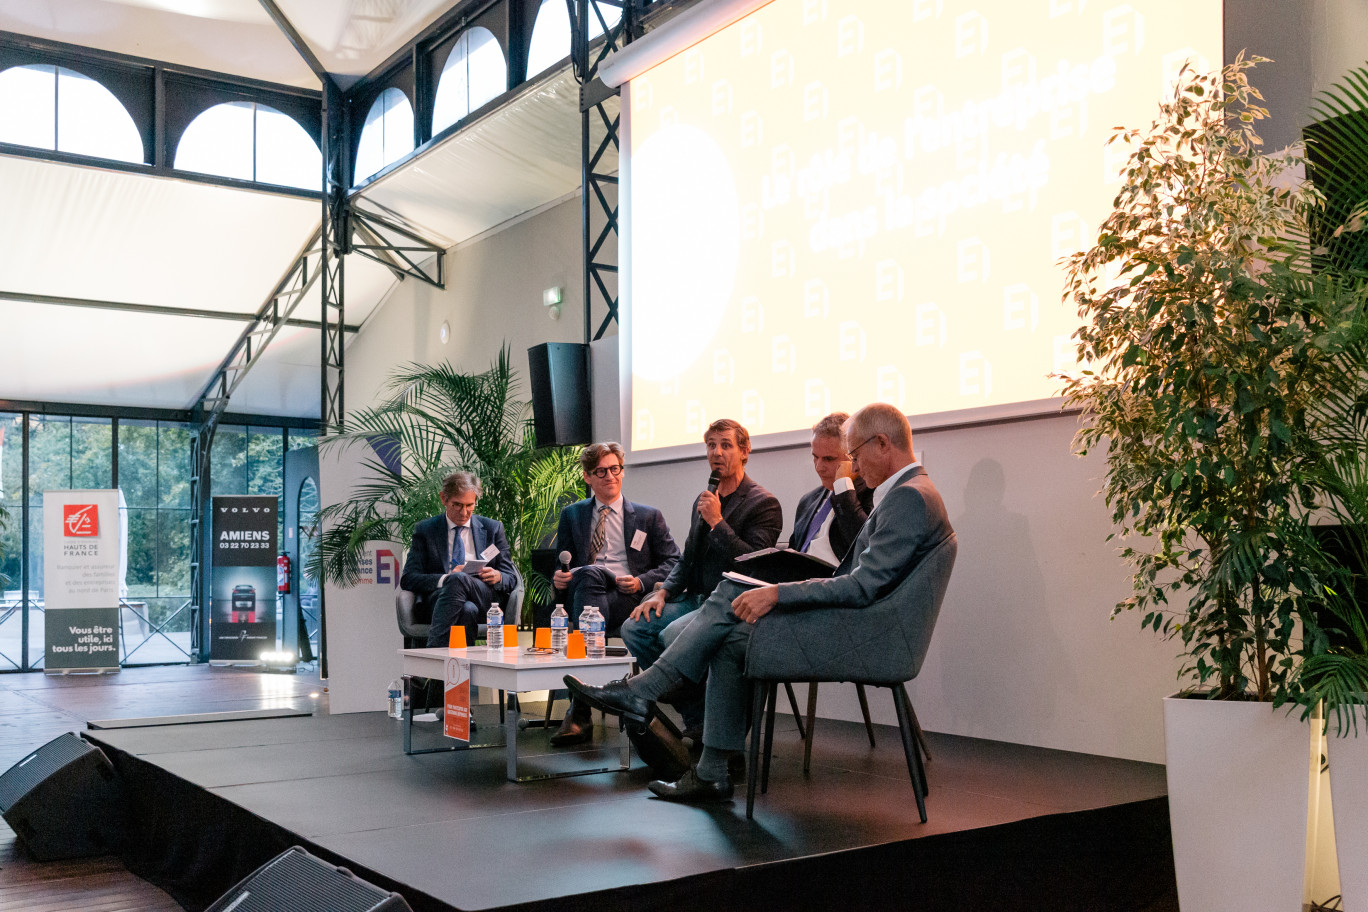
[{"xmin": 619, "ymin": 418, "xmax": 783, "ymax": 741}]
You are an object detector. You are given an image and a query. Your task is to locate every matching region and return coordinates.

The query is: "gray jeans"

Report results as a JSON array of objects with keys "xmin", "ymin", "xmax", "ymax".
[{"xmin": 654, "ymin": 580, "xmax": 753, "ymax": 752}]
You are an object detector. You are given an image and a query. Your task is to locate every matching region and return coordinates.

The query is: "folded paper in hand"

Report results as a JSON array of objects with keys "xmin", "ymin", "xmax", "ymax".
[{"xmin": 728, "ymin": 547, "xmax": 837, "ymax": 585}]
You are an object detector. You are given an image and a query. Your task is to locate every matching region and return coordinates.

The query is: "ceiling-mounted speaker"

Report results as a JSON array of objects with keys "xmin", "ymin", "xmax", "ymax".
[
  {"xmin": 205, "ymin": 846, "xmax": 413, "ymax": 912},
  {"xmin": 528, "ymin": 342, "xmax": 591, "ymax": 448},
  {"xmin": 0, "ymin": 732, "xmax": 127, "ymax": 861}
]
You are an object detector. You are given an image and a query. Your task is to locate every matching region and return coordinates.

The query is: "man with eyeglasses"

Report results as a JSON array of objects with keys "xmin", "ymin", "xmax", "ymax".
[
  {"xmin": 401, "ymin": 471, "xmax": 517, "ymax": 649},
  {"xmin": 619, "ymin": 418, "xmax": 783, "ymax": 743},
  {"xmin": 548, "ymin": 441, "xmax": 681, "ymax": 746},
  {"xmin": 566, "ymin": 403, "xmax": 952, "ymax": 804},
  {"xmin": 790, "ymin": 412, "xmax": 873, "ymax": 566}
]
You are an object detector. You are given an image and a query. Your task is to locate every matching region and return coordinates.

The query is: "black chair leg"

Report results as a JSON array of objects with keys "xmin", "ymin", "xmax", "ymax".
[
  {"xmin": 803, "ymin": 683, "xmax": 818, "ymax": 776},
  {"xmin": 855, "ymin": 684, "xmax": 876, "ymax": 748},
  {"xmin": 747, "ymin": 681, "xmax": 767, "ymax": 819},
  {"xmin": 910, "ymin": 702, "xmax": 932, "ymax": 765},
  {"xmin": 891, "ymin": 684, "xmax": 928, "ymax": 823},
  {"xmin": 761, "ymin": 682, "xmax": 778, "ymax": 794},
  {"xmin": 783, "ymin": 682, "xmax": 807, "ymax": 740}
]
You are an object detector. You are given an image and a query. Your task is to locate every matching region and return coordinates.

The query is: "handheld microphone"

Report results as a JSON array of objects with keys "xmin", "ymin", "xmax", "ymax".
[
  {"xmin": 558, "ymin": 550, "xmax": 572, "ymax": 572},
  {"xmin": 706, "ymin": 469, "xmax": 721, "ymax": 493}
]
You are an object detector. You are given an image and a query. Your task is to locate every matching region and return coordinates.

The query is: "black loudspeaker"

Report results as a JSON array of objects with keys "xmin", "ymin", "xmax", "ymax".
[
  {"xmin": 528, "ymin": 342, "xmax": 591, "ymax": 447},
  {"xmin": 206, "ymin": 846, "xmax": 413, "ymax": 912},
  {"xmin": 0, "ymin": 732, "xmax": 126, "ymax": 861}
]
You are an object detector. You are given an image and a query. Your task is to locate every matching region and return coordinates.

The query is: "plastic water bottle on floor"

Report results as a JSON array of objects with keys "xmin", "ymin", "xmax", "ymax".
[
  {"xmin": 486, "ymin": 603, "xmax": 504, "ymax": 651},
  {"xmin": 581, "ymin": 606, "xmax": 605, "ymax": 658},
  {"xmin": 387, "ymin": 679, "xmax": 403, "ymax": 719},
  {"xmin": 550, "ymin": 603, "xmax": 569, "ymax": 655}
]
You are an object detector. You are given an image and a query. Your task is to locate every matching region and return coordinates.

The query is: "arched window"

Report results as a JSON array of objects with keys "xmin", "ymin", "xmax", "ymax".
[
  {"xmin": 0, "ymin": 64, "xmax": 143, "ymax": 163},
  {"xmin": 354, "ymin": 88, "xmax": 414, "ymax": 184},
  {"xmin": 432, "ymin": 27, "xmax": 507, "ymax": 135},
  {"xmin": 526, "ymin": 0, "xmax": 621, "ymax": 78},
  {"xmin": 174, "ymin": 102, "xmax": 321, "ymax": 191}
]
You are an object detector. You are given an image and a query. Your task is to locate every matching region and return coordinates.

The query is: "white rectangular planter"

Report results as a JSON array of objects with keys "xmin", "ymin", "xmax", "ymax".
[
  {"xmin": 1164, "ymin": 695, "xmax": 1311, "ymax": 912},
  {"xmin": 1329, "ymin": 709, "xmax": 1368, "ymax": 912}
]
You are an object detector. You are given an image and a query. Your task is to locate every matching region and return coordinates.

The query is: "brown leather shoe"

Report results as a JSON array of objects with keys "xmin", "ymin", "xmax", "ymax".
[{"xmin": 549, "ymin": 715, "xmax": 592, "ymax": 746}]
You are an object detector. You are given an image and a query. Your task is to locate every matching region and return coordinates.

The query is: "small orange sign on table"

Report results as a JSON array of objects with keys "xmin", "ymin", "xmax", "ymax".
[{"xmin": 444, "ymin": 655, "xmax": 471, "ymax": 742}]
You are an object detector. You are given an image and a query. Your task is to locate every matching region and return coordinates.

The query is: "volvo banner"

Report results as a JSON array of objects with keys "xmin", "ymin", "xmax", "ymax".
[
  {"xmin": 210, "ymin": 495, "xmax": 278, "ymax": 663},
  {"xmin": 43, "ymin": 489, "xmax": 122, "ymax": 672}
]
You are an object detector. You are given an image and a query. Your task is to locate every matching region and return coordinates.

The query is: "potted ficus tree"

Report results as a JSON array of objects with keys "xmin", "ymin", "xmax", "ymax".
[
  {"xmin": 308, "ymin": 345, "xmax": 585, "ymax": 622},
  {"xmin": 1060, "ymin": 54, "xmax": 1368, "ymax": 912}
]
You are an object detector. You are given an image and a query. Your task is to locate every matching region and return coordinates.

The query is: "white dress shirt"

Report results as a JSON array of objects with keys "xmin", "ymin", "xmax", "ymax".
[{"xmin": 591, "ymin": 496, "xmax": 629, "ymax": 578}]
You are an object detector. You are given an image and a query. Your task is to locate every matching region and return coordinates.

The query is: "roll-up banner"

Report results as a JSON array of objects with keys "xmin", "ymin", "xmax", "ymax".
[
  {"xmin": 43, "ymin": 489, "xmax": 121, "ymax": 673},
  {"xmin": 210, "ymin": 495, "xmax": 278, "ymax": 664}
]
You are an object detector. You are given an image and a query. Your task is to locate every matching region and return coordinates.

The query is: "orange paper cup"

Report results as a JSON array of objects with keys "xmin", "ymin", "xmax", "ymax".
[
  {"xmin": 566, "ymin": 631, "xmax": 586, "ymax": 659},
  {"xmin": 449, "ymin": 628, "xmax": 467, "ymax": 649},
  {"xmin": 503, "ymin": 624, "xmax": 519, "ymax": 646},
  {"xmin": 534, "ymin": 628, "xmax": 551, "ymax": 648}
]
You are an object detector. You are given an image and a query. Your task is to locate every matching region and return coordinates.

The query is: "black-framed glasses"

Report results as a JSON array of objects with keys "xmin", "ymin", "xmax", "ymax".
[
  {"xmin": 847, "ymin": 435, "xmax": 879, "ymax": 459},
  {"xmin": 589, "ymin": 464, "xmax": 625, "ymax": 478}
]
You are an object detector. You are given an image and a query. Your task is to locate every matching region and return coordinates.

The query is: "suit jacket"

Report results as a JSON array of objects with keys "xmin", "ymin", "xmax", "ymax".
[
  {"xmin": 555, "ymin": 497, "xmax": 681, "ymax": 591},
  {"xmin": 662, "ymin": 473, "xmax": 783, "ymax": 600},
  {"xmin": 777, "ymin": 466, "xmax": 952, "ymax": 610},
  {"xmin": 400, "ymin": 513, "xmax": 517, "ymax": 612},
  {"xmin": 788, "ymin": 478, "xmax": 874, "ymax": 562}
]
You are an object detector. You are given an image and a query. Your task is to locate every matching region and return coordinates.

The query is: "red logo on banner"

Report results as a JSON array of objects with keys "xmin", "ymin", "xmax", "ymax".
[{"xmin": 63, "ymin": 504, "xmax": 99, "ymax": 537}]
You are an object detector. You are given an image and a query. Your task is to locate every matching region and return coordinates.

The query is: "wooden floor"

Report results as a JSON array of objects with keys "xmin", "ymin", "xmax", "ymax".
[{"xmin": 0, "ymin": 663, "xmax": 324, "ymax": 912}]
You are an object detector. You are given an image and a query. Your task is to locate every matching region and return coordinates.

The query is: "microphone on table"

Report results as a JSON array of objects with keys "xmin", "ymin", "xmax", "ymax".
[{"xmin": 706, "ymin": 469, "xmax": 721, "ymax": 493}]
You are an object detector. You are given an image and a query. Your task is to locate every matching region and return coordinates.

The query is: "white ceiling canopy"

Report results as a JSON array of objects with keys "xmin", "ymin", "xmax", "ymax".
[
  {"xmin": 356, "ymin": 67, "xmax": 592, "ymax": 246},
  {"xmin": 0, "ymin": 0, "xmax": 460, "ymax": 89}
]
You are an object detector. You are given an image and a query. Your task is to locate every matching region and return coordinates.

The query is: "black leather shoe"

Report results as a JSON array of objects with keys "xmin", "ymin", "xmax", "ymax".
[
  {"xmin": 564, "ymin": 675, "xmax": 654, "ymax": 724},
  {"xmin": 648, "ymin": 768, "xmax": 734, "ymax": 803},
  {"xmin": 727, "ymin": 752, "xmax": 746, "ymax": 782},
  {"xmin": 549, "ymin": 715, "xmax": 593, "ymax": 746}
]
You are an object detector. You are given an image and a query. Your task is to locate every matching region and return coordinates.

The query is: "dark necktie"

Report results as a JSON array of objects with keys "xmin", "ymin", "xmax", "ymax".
[
  {"xmin": 589, "ymin": 504, "xmax": 609, "ymax": 562},
  {"xmin": 799, "ymin": 493, "xmax": 833, "ymax": 553},
  {"xmin": 449, "ymin": 524, "xmax": 465, "ymax": 570}
]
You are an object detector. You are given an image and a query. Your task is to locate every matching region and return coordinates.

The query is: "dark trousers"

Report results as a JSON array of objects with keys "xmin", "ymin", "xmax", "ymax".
[
  {"xmin": 427, "ymin": 572, "xmax": 499, "ymax": 648},
  {"xmin": 565, "ymin": 565, "xmax": 640, "ymax": 634}
]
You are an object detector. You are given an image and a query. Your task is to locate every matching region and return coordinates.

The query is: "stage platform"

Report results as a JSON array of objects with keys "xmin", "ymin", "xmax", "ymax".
[{"xmin": 83, "ymin": 699, "xmax": 1178, "ymax": 912}]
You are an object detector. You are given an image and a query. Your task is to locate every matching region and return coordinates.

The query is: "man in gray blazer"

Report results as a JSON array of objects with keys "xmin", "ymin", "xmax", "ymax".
[{"xmin": 567, "ymin": 403, "xmax": 953, "ymax": 803}]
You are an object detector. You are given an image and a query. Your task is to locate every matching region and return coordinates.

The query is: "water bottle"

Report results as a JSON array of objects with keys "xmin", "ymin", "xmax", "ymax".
[
  {"xmin": 386, "ymin": 679, "xmax": 403, "ymax": 720},
  {"xmin": 550, "ymin": 603, "xmax": 569, "ymax": 655},
  {"xmin": 486, "ymin": 603, "xmax": 504, "ymax": 651},
  {"xmin": 581, "ymin": 605, "xmax": 606, "ymax": 659}
]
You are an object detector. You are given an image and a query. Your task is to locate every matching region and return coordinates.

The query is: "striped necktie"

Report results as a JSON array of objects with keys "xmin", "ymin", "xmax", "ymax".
[{"xmin": 589, "ymin": 504, "xmax": 609, "ymax": 563}]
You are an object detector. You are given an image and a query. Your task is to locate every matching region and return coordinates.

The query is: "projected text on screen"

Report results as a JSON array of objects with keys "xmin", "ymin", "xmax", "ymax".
[{"xmin": 626, "ymin": 0, "xmax": 1221, "ymax": 451}]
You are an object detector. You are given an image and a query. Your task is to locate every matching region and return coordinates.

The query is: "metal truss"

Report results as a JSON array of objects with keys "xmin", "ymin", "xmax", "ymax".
[{"xmin": 351, "ymin": 208, "xmax": 446, "ymax": 287}]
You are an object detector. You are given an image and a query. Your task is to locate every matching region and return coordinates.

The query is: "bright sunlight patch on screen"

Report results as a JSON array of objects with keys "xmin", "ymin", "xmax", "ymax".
[{"xmin": 625, "ymin": 0, "xmax": 1221, "ymax": 451}]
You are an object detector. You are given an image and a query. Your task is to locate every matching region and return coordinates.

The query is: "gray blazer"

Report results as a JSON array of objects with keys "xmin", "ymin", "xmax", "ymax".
[{"xmin": 776, "ymin": 465, "xmax": 952, "ymax": 609}]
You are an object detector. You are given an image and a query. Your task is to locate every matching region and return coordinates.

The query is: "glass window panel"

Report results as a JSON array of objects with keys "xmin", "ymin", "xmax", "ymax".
[
  {"xmin": 158, "ymin": 510, "xmax": 190, "ymax": 596},
  {"xmin": 117, "ymin": 420, "xmax": 158, "ymax": 508},
  {"xmin": 28, "ymin": 416, "xmax": 71, "ymax": 502},
  {"xmin": 0, "ymin": 414, "xmax": 20, "ymax": 596},
  {"xmin": 124, "ymin": 507, "xmax": 157, "ymax": 597},
  {"xmin": 255, "ymin": 104, "xmax": 321, "ymax": 191},
  {"xmin": 174, "ymin": 101, "xmax": 253, "ymax": 182},
  {"xmin": 287, "ymin": 429, "xmax": 318, "ymax": 451},
  {"xmin": 433, "ymin": 28, "xmax": 507, "ymax": 134},
  {"xmin": 56, "ymin": 67, "xmax": 143, "ymax": 163},
  {"xmin": 210, "ymin": 425, "xmax": 248, "ymax": 496},
  {"xmin": 527, "ymin": 0, "xmax": 619, "ymax": 77},
  {"xmin": 354, "ymin": 88, "xmax": 413, "ymax": 183},
  {"xmin": 0, "ymin": 65, "xmax": 56, "ymax": 150},
  {"xmin": 26, "ymin": 509, "xmax": 43, "ymax": 602},
  {"xmin": 71, "ymin": 417, "xmax": 111, "ymax": 489},
  {"xmin": 159, "ymin": 423, "xmax": 192, "ymax": 509},
  {"xmin": 246, "ymin": 428, "xmax": 283, "ymax": 498}
]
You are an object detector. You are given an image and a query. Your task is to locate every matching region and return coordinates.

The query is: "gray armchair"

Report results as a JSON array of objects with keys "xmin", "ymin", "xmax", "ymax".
[
  {"xmin": 743, "ymin": 533, "xmax": 957, "ymax": 821},
  {"xmin": 394, "ymin": 565, "xmax": 525, "ymax": 648}
]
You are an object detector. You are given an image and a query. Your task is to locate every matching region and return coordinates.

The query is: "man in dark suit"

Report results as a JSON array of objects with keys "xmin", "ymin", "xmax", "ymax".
[
  {"xmin": 549, "ymin": 441, "xmax": 681, "ymax": 745},
  {"xmin": 620, "ymin": 418, "xmax": 783, "ymax": 738},
  {"xmin": 790, "ymin": 411, "xmax": 873, "ymax": 565},
  {"xmin": 400, "ymin": 471, "xmax": 517, "ymax": 648},
  {"xmin": 568, "ymin": 403, "xmax": 954, "ymax": 804}
]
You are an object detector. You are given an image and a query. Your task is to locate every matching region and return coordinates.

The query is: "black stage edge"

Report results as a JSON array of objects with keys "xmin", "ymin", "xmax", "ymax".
[{"xmin": 87, "ymin": 714, "xmax": 1177, "ymax": 912}]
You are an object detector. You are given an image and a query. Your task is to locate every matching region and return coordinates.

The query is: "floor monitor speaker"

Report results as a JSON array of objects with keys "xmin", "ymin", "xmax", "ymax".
[
  {"xmin": 0, "ymin": 732, "xmax": 126, "ymax": 861},
  {"xmin": 528, "ymin": 342, "xmax": 590, "ymax": 448},
  {"xmin": 206, "ymin": 846, "xmax": 413, "ymax": 912}
]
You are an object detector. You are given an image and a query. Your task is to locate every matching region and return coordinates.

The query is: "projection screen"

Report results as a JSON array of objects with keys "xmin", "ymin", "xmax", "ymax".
[{"xmin": 613, "ymin": 0, "xmax": 1223, "ymax": 456}]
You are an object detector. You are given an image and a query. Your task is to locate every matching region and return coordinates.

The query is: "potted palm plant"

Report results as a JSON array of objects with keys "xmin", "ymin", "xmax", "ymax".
[
  {"xmin": 1060, "ymin": 54, "xmax": 1368, "ymax": 912},
  {"xmin": 308, "ymin": 345, "xmax": 585, "ymax": 622}
]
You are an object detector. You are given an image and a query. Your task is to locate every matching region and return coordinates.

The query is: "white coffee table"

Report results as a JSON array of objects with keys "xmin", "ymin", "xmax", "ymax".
[{"xmin": 398, "ymin": 646, "xmax": 635, "ymax": 781}]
